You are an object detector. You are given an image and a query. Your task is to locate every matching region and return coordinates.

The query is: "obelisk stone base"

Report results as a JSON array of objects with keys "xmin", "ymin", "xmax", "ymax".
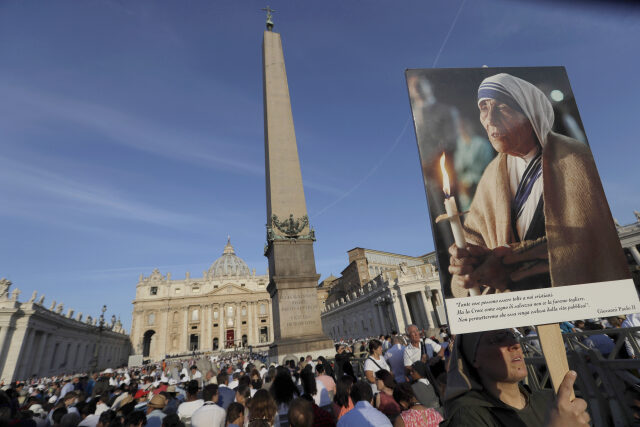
[{"xmin": 266, "ymin": 240, "xmax": 334, "ymax": 365}]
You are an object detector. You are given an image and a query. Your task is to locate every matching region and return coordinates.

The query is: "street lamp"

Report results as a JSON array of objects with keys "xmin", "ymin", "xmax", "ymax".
[{"xmin": 90, "ymin": 305, "xmax": 107, "ymax": 372}]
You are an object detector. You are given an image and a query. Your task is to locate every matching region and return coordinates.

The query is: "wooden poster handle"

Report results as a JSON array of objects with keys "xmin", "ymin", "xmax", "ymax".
[{"xmin": 536, "ymin": 323, "xmax": 575, "ymax": 400}]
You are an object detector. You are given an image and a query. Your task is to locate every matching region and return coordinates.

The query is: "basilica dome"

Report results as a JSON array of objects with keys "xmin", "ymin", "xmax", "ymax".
[{"xmin": 209, "ymin": 239, "xmax": 251, "ymax": 278}]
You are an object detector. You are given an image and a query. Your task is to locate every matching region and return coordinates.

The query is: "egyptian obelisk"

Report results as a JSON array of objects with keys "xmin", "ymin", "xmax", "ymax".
[{"xmin": 261, "ymin": 9, "xmax": 334, "ymax": 363}]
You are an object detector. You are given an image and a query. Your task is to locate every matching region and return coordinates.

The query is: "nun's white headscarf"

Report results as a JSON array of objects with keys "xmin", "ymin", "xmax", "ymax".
[{"xmin": 477, "ymin": 73, "xmax": 554, "ymax": 148}]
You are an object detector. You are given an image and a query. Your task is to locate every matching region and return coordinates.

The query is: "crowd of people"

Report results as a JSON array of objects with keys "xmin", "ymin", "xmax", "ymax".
[{"xmin": 1, "ymin": 314, "xmax": 639, "ymax": 427}]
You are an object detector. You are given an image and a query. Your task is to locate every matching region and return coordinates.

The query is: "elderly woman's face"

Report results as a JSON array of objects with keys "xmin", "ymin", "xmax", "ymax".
[
  {"xmin": 479, "ymin": 99, "xmax": 537, "ymax": 157},
  {"xmin": 473, "ymin": 330, "xmax": 527, "ymax": 384}
]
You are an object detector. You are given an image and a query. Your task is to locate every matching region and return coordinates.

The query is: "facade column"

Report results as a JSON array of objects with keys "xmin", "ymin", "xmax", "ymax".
[
  {"xmin": 422, "ymin": 291, "xmax": 435, "ymax": 329},
  {"xmin": 182, "ymin": 309, "xmax": 189, "ymax": 353},
  {"xmin": 250, "ymin": 302, "xmax": 258, "ymax": 345},
  {"xmin": 40, "ymin": 334, "xmax": 55, "ymax": 375},
  {"xmin": 34, "ymin": 332, "xmax": 49, "ymax": 376},
  {"xmin": 219, "ymin": 305, "xmax": 225, "ymax": 349},
  {"xmin": 205, "ymin": 305, "xmax": 213, "ymax": 351},
  {"xmin": 267, "ymin": 300, "xmax": 274, "ymax": 342},
  {"xmin": 630, "ymin": 246, "xmax": 640, "ymax": 265},
  {"xmin": 375, "ymin": 302, "xmax": 385, "ymax": 334},
  {"xmin": 235, "ymin": 304, "xmax": 241, "ymax": 347},
  {"xmin": 0, "ymin": 325, "xmax": 12, "ymax": 370},
  {"xmin": 16, "ymin": 328, "xmax": 36, "ymax": 380},
  {"xmin": 392, "ymin": 290, "xmax": 408, "ymax": 333},
  {"xmin": 162, "ymin": 308, "xmax": 169, "ymax": 356},
  {"xmin": 199, "ymin": 305, "xmax": 206, "ymax": 351},
  {"xmin": 419, "ymin": 290, "xmax": 432, "ymax": 330}
]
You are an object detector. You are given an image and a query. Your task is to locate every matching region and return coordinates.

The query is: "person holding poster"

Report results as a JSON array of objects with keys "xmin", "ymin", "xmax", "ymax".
[
  {"xmin": 448, "ymin": 73, "xmax": 629, "ymax": 297},
  {"xmin": 441, "ymin": 330, "xmax": 590, "ymax": 426}
]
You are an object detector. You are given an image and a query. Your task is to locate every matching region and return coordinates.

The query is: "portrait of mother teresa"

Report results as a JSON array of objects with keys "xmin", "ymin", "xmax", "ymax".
[{"xmin": 448, "ymin": 73, "xmax": 630, "ymax": 297}]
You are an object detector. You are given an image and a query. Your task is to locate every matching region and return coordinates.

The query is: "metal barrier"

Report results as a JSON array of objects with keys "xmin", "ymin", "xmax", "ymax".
[{"xmin": 520, "ymin": 326, "xmax": 640, "ymax": 427}]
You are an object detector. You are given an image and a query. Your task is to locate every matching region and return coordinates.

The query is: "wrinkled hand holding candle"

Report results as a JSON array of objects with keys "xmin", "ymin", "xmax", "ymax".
[{"xmin": 440, "ymin": 153, "xmax": 481, "ymax": 297}]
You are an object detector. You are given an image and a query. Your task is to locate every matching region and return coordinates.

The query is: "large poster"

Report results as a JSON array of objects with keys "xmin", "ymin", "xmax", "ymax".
[{"xmin": 406, "ymin": 67, "xmax": 638, "ymax": 334}]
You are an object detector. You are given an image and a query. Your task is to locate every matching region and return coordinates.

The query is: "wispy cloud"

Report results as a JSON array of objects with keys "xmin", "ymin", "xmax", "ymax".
[
  {"xmin": 0, "ymin": 155, "xmax": 210, "ymax": 228},
  {"xmin": 0, "ymin": 83, "xmax": 346, "ymax": 196},
  {"xmin": 0, "ymin": 83, "xmax": 265, "ymax": 175}
]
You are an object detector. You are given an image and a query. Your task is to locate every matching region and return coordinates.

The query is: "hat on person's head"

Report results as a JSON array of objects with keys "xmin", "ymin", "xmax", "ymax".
[
  {"xmin": 29, "ymin": 404, "xmax": 46, "ymax": 416},
  {"xmin": 147, "ymin": 394, "xmax": 167, "ymax": 409},
  {"xmin": 166, "ymin": 385, "xmax": 177, "ymax": 393},
  {"xmin": 119, "ymin": 395, "xmax": 134, "ymax": 407},
  {"xmin": 444, "ymin": 332, "xmax": 485, "ymax": 403},
  {"xmin": 168, "ymin": 379, "xmax": 177, "ymax": 385},
  {"xmin": 48, "ymin": 395, "xmax": 58, "ymax": 404},
  {"xmin": 103, "ymin": 368, "xmax": 114, "ymax": 374}
]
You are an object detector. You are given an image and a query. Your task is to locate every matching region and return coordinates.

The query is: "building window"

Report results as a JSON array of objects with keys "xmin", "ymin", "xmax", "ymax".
[
  {"xmin": 241, "ymin": 307, "xmax": 247, "ymax": 316},
  {"xmin": 242, "ymin": 321, "xmax": 247, "ymax": 325},
  {"xmin": 150, "ymin": 287, "xmax": 158, "ymax": 296},
  {"xmin": 213, "ymin": 311, "xmax": 219, "ymax": 320},
  {"xmin": 241, "ymin": 283, "xmax": 245, "ymax": 287},
  {"xmin": 191, "ymin": 309, "xmax": 199, "ymax": 322},
  {"xmin": 175, "ymin": 288, "xmax": 182, "ymax": 294},
  {"xmin": 227, "ymin": 306, "xmax": 234, "ymax": 317},
  {"xmin": 192, "ymin": 286, "xmax": 200, "ymax": 294},
  {"xmin": 148, "ymin": 313, "xmax": 155, "ymax": 326},
  {"xmin": 259, "ymin": 304, "xmax": 266, "ymax": 315}
]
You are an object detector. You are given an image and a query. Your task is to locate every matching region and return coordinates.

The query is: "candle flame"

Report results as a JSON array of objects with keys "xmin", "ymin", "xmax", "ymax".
[{"xmin": 440, "ymin": 153, "xmax": 450, "ymax": 197}]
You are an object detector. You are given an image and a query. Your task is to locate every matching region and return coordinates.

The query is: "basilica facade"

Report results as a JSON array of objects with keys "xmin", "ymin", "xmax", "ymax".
[{"xmin": 130, "ymin": 240, "xmax": 273, "ymax": 361}]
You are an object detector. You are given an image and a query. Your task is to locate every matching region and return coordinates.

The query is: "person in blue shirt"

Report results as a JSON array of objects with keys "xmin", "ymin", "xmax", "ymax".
[{"xmin": 337, "ymin": 381, "xmax": 392, "ymax": 427}]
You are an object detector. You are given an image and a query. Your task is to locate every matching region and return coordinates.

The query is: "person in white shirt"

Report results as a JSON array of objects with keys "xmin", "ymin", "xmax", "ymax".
[
  {"xmin": 363, "ymin": 339, "xmax": 391, "ymax": 394},
  {"xmin": 177, "ymin": 380, "xmax": 204, "ymax": 427},
  {"xmin": 384, "ymin": 336, "xmax": 406, "ymax": 384},
  {"xmin": 403, "ymin": 325, "xmax": 427, "ymax": 370},
  {"xmin": 94, "ymin": 395, "xmax": 110, "ymax": 417},
  {"xmin": 622, "ymin": 313, "xmax": 640, "ymax": 358},
  {"xmin": 189, "ymin": 366, "xmax": 202, "ymax": 381},
  {"xmin": 191, "ymin": 384, "xmax": 225, "ymax": 427}
]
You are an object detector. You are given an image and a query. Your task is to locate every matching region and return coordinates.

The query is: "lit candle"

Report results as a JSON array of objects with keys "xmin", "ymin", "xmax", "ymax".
[{"xmin": 440, "ymin": 153, "xmax": 481, "ymax": 296}]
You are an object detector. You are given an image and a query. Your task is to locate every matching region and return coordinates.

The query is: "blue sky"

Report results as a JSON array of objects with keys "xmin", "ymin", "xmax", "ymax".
[{"xmin": 1, "ymin": 0, "xmax": 638, "ymax": 331}]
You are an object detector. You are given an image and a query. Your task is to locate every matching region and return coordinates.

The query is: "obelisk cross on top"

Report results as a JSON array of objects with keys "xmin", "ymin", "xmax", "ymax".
[{"xmin": 262, "ymin": 6, "xmax": 275, "ymax": 31}]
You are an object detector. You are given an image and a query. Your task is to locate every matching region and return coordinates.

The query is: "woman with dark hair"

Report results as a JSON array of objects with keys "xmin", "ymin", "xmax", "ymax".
[
  {"xmin": 374, "ymin": 370, "xmax": 401, "ymax": 421},
  {"xmin": 225, "ymin": 402, "xmax": 244, "ymax": 427},
  {"xmin": 247, "ymin": 390, "xmax": 277, "ymax": 427},
  {"xmin": 316, "ymin": 356, "xmax": 334, "ymax": 379},
  {"xmin": 331, "ymin": 376, "xmax": 354, "ymax": 421},
  {"xmin": 236, "ymin": 385, "xmax": 251, "ymax": 407},
  {"xmin": 364, "ymin": 339, "xmax": 391, "ymax": 394},
  {"xmin": 269, "ymin": 370, "xmax": 299, "ymax": 427},
  {"xmin": 392, "ymin": 383, "xmax": 442, "ymax": 427},
  {"xmin": 236, "ymin": 385, "xmax": 252, "ymax": 427}
]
